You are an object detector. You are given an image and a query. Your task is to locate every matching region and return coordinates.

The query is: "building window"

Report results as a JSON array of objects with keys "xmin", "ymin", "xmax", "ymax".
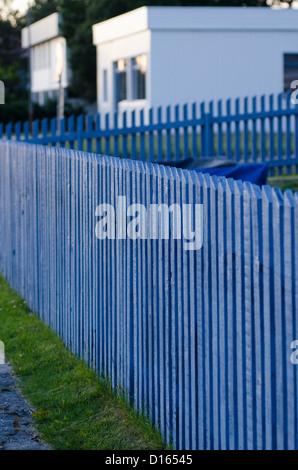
[
  {"xmin": 45, "ymin": 42, "xmax": 50, "ymax": 68},
  {"xmin": 35, "ymin": 46, "xmax": 40, "ymax": 70},
  {"xmin": 284, "ymin": 53, "xmax": 298, "ymax": 93},
  {"xmin": 114, "ymin": 59, "xmax": 127, "ymax": 103},
  {"xmin": 132, "ymin": 54, "xmax": 147, "ymax": 100},
  {"xmin": 103, "ymin": 69, "xmax": 108, "ymax": 102}
]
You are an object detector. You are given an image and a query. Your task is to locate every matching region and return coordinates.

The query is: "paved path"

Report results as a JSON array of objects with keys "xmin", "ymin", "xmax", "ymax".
[{"xmin": 0, "ymin": 363, "xmax": 50, "ymax": 450}]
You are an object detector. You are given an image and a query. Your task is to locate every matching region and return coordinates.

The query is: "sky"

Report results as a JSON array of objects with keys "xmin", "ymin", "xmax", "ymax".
[{"xmin": 1, "ymin": 0, "xmax": 31, "ymax": 17}]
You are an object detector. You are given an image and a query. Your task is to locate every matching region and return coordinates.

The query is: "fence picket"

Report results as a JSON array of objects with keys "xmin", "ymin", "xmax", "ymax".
[
  {"xmin": 191, "ymin": 103, "xmax": 198, "ymax": 159},
  {"xmin": 286, "ymin": 92, "xmax": 292, "ymax": 175},
  {"xmin": 226, "ymin": 99, "xmax": 232, "ymax": 160}
]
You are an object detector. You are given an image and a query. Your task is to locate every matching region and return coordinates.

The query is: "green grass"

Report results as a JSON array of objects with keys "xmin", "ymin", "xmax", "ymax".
[{"xmin": 0, "ymin": 276, "xmax": 166, "ymax": 450}]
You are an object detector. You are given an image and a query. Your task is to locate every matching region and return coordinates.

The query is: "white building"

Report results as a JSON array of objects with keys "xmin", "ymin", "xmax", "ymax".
[
  {"xmin": 92, "ymin": 6, "xmax": 298, "ymax": 117},
  {"xmin": 21, "ymin": 13, "xmax": 68, "ymax": 105}
]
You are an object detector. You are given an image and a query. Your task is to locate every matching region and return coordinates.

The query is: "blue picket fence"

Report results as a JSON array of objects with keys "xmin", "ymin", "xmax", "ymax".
[
  {"xmin": 1, "ymin": 93, "xmax": 298, "ymax": 176},
  {"xmin": 0, "ymin": 139, "xmax": 297, "ymax": 450}
]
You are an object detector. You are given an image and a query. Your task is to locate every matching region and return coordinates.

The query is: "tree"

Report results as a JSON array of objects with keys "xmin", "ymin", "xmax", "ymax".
[{"xmin": 58, "ymin": 0, "xmax": 270, "ymax": 104}]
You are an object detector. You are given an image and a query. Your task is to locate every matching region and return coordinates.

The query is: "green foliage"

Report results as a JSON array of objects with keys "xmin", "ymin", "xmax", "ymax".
[
  {"xmin": 32, "ymin": 98, "xmax": 85, "ymax": 121},
  {"xmin": 0, "ymin": 14, "xmax": 28, "ymax": 124},
  {"xmin": 268, "ymin": 175, "xmax": 298, "ymax": 192},
  {"xmin": 0, "ymin": 95, "xmax": 84, "ymax": 125},
  {"xmin": 0, "ymin": 276, "xmax": 166, "ymax": 450}
]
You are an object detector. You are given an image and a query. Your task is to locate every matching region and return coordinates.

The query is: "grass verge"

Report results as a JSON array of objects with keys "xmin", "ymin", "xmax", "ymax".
[
  {"xmin": 268, "ymin": 175, "xmax": 298, "ymax": 192},
  {"xmin": 0, "ymin": 276, "xmax": 165, "ymax": 450}
]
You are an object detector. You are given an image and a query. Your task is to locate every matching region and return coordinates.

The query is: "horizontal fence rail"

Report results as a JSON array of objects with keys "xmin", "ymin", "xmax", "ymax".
[
  {"xmin": 1, "ymin": 93, "xmax": 298, "ymax": 176},
  {"xmin": 0, "ymin": 140, "xmax": 297, "ymax": 449}
]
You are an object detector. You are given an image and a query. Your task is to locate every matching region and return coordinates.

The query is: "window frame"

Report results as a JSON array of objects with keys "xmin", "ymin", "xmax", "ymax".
[
  {"xmin": 114, "ymin": 59, "xmax": 128, "ymax": 104},
  {"xmin": 113, "ymin": 54, "xmax": 148, "ymax": 109}
]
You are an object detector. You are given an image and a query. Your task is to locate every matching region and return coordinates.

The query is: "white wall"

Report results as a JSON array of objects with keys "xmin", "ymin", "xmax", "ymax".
[
  {"xmin": 150, "ymin": 29, "xmax": 298, "ymax": 113},
  {"xmin": 22, "ymin": 13, "xmax": 68, "ymax": 101}
]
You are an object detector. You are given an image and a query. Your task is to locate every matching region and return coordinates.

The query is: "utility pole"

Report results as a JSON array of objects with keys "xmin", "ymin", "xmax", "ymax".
[{"xmin": 26, "ymin": 2, "xmax": 33, "ymax": 132}]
